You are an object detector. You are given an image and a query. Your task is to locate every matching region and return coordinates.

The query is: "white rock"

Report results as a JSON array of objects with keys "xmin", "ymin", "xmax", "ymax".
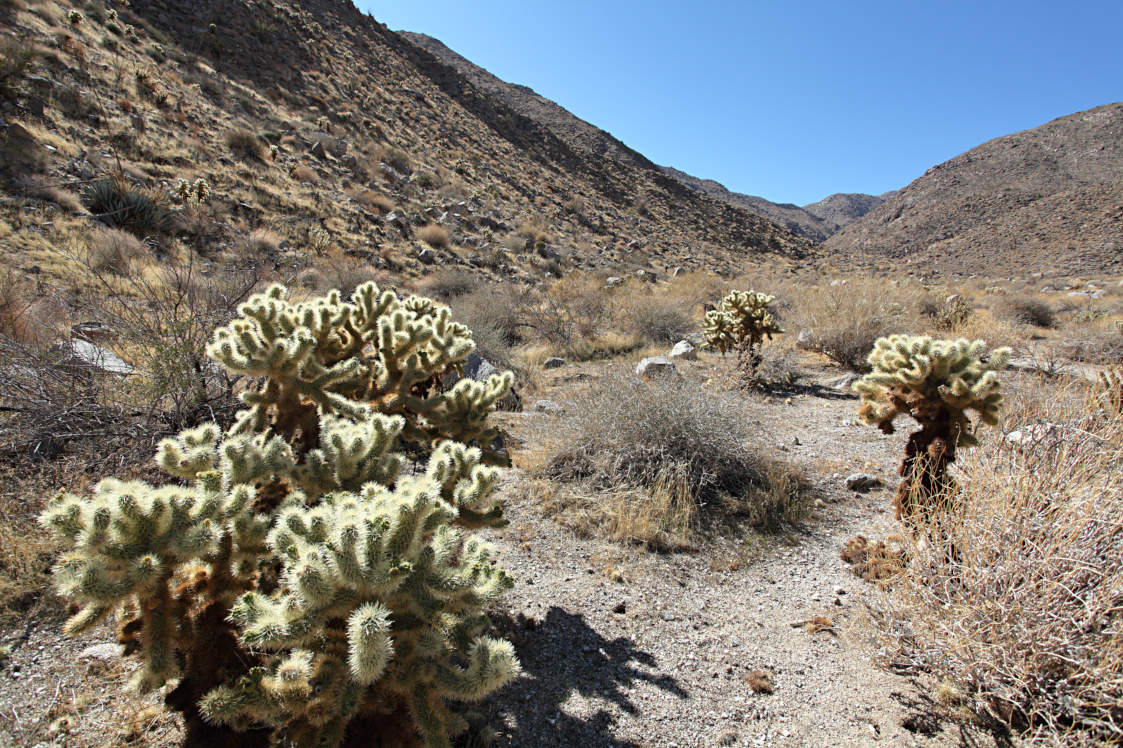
[
  {"xmin": 669, "ymin": 340, "xmax": 696, "ymax": 361},
  {"xmin": 635, "ymin": 355, "xmax": 676, "ymax": 380}
]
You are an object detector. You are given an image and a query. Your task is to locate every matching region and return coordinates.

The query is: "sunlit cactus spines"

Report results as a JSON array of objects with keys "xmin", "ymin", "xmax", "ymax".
[
  {"xmin": 702, "ymin": 289, "xmax": 782, "ymax": 370},
  {"xmin": 854, "ymin": 335, "xmax": 1010, "ymax": 521},
  {"xmin": 40, "ymin": 284, "xmax": 518, "ymax": 747}
]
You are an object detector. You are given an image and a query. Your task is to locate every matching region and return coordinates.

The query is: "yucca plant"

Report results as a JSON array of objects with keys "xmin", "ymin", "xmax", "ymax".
[{"xmin": 83, "ymin": 173, "xmax": 175, "ymax": 237}]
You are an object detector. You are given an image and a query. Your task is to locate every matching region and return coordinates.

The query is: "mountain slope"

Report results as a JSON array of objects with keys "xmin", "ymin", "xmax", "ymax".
[
  {"xmin": 401, "ymin": 32, "xmax": 880, "ymax": 243},
  {"xmin": 823, "ymin": 102, "xmax": 1123, "ymax": 275},
  {"xmin": 2, "ymin": 0, "xmax": 814, "ymax": 299}
]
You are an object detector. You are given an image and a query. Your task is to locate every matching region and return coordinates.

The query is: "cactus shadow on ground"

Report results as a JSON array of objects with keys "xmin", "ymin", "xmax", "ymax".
[{"xmin": 487, "ymin": 606, "xmax": 687, "ymax": 747}]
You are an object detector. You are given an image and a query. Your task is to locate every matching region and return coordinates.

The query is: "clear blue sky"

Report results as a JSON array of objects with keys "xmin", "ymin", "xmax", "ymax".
[{"xmin": 358, "ymin": 1, "xmax": 1122, "ymax": 206}]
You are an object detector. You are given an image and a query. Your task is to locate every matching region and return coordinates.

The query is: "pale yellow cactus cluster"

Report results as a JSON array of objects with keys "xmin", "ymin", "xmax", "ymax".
[
  {"xmin": 40, "ymin": 283, "xmax": 519, "ymax": 748},
  {"xmin": 855, "ymin": 335, "xmax": 1010, "ymax": 447},
  {"xmin": 702, "ymin": 290, "xmax": 782, "ymax": 356}
]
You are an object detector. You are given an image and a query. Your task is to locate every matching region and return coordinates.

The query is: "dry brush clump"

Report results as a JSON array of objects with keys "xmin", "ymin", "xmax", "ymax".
[
  {"xmin": 625, "ymin": 295, "xmax": 694, "ymax": 345},
  {"xmin": 872, "ymin": 392, "xmax": 1123, "ymax": 744},
  {"xmin": 789, "ymin": 279, "xmax": 922, "ymax": 371},
  {"xmin": 995, "ymin": 295, "xmax": 1056, "ymax": 328},
  {"xmin": 543, "ymin": 369, "xmax": 808, "ymax": 548}
]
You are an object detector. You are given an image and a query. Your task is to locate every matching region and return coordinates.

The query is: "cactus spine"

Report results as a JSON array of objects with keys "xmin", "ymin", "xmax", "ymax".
[
  {"xmin": 854, "ymin": 335, "xmax": 1010, "ymax": 521},
  {"xmin": 702, "ymin": 290, "xmax": 782, "ymax": 370},
  {"xmin": 40, "ymin": 282, "xmax": 519, "ymax": 748}
]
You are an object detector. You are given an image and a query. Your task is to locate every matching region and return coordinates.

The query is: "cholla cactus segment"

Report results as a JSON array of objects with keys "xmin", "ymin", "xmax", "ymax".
[
  {"xmin": 205, "ymin": 441, "xmax": 516, "ymax": 745},
  {"xmin": 207, "ymin": 282, "xmax": 512, "ymax": 464},
  {"xmin": 854, "ymin": 335, "xmax": 1010, "ymax": 447},
  {"xmin": 41, "ymin": 284, "xmax": 517, "ymax": 746},
  {"xmin": 703, "ymin": 290, "xmax": 782, "ymax": 355}
]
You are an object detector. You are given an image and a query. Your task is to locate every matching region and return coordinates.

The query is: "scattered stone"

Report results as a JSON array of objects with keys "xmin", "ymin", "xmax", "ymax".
[
  {"xmin": 417, "ymin": 247, "xmax": 435, "ymax": 264},
  {"xmin": 670, "ymin": 266, "xmax": 684, "ymax": 277},
  {"xmin": 636, "ymin": 355, "xmax": 676, "ymax": 380},
  {"xmin": 605, "ymin": 276, "xmax": 625, "ymax": 288},
  {"xmin": 823, "ymin": 372, "xmax": 859, "ymax": 392},
  {"xmin": 718, "ymin": 731, "xmax": 739, "ymax": 746},
  {"xmin": 669, "ymin": 340, "xmax": 696, "ymax": 361},
  {"xmin": 845, "ymin": 473, "xmax": 882, "ymax": 492},
  {"xmin": 543, "ymin": 356, "xmax": 565, "ymax": 369},
  {"xmin": 533, "ymin": 399, "xmax": 565, "ymax": 416},
  {"xmin": 660, "ymin": 610, "xmax": 676, "ymax": 622},
  {"xmin": 308, "ymin": 139, "xmax": 327, "ymax": 159},
  {"xmin": 796, "ymin": 329, "xmax": 817, "ymax": 351},
  {"xmin": 79, "ymin": 643, "xmax": 122, "ymax": 663},
  {"xmin": 612, "ymin": 600, "xmax": 627, "ymax": 614}
]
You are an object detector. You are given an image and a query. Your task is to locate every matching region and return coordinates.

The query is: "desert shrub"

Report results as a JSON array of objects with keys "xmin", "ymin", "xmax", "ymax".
[
  {"xmin": 383, "ymin": 145, "xmax": 411, "ymax": 173},
  {"xmin": 82, "ymin": 173, "xmax": 175, "ymax": 237},
  {"xmin": 242, "ymin": 227, "xmax": 280, "ymax": 259},
  {"xmin": 788, "ymin": 279, "xmax": 919, "ymax": 372},
  {"xmin": 530, "ymin": 274, "xmax": 610, "ymax": 345},
  {"xmin": 224, "ymin": 126, "xmax": 265, "ymax": 160},
  {"xmin": 39, "ymin": 283, "xmax": 518, "ymax": 746},
  {"xmin": 545, "ymin": 369, "xmax": 807, "ymax": 546},
  {"xmin": 1063, "ymin": 326, "xmax": 1123, "ymax": 364},
  {"xmin": 452, "ymin": 284, "xmax": 532, "ymax": 364},
  {"xmin": 418, "ymin": 268, "xmax": 479, "ymax": 300},
  {"xmin": 320, "ymin": 258, "xmax": 381, "ymax": 299},
  {"xmin": 996, "ymin": 296, "xmax": 1056, "ymax": 328},
  {"xmin": 742, "ymin": 346, "xmax": 803, "ymax": 391},
  {"xmin": 352, "ymin": 189, "xmax": 393, "ymax": 213},
  {"xmin": 87, "ymin": 226, "xmax": 149, "ymax": 274},
  {"xmin": 515, "ymin": 217, "xmax": 549, "ymax": 244},
  {"xmin": 0, "ymin": 37, "xmax": 36, "ymax": 101},
  {"xmin": 290, "ymin": 164, "xmax": 317, "ymax": 182},
  {"xmin": 418, "ymin": 224, "xmax": 450, "ymax": 249},
  {"xmin": 873, "ymin": 392, "xmax": 1123, "ymax": 744},
  {"xmin": 415, "ymin": 169, "xmax": 441, "ymax": 189},
  {"xmin": 920, "ymin": 293, "xmax": 972, "ymax": 330},
  {"xmin": 625, "ymin": 296, "xmax": 693, "ymax": 344}
]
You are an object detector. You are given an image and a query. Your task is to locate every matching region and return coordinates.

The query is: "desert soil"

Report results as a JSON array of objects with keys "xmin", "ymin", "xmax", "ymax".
[{"xmin": 0, "ymin": 351, "xmax": 993, "ymax": 747}]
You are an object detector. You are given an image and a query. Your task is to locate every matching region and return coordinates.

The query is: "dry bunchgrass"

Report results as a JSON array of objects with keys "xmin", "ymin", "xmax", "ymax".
[
  {"xmin": 540, "ymin": 368, "xmax": 808, "ymax": 548},
  {"xmin": 417, "ymin": 223, "xmax": 450, "ymax": 249},
  {"xmin": 870, "ymin": 377, "xmax": 1123, "ymax": 744},
  {"xmin": 417, "ymin": 267, "xmax": 479, "ymax": 300},
  {"xmin": 87, "ymin": 226, "xmax": 148, "ymax": 275},
  {"xmin": 352, "ymin": 189, "xmax": 394, "ymax": 213},
  {"xmin": 224, "ymin": 126, "xmax": 265, "ymax": 161}
]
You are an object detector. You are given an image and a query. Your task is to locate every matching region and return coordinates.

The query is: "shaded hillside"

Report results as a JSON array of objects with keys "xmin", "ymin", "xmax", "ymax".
[
  {"xmin": 824, "ymin": 102, "xmax": 1123, "ymax": 276},
  {"xmin": 1, "ymin": 0, "xmax": 813, "ymax": 299}
]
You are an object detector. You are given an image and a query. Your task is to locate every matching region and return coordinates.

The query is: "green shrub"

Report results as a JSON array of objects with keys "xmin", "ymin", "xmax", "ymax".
[
  {"xmin": 82, "ymin": 173, "xmax": 175, "ymax": 237},
  {"xmin": 40, "ymin": 283, "xmax": 518, "ymax": 747}
]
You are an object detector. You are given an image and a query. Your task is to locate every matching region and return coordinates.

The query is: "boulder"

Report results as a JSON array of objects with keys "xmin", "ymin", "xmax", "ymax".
[
  {"xmin": 605, "ymin": 276, "xmax": 625, "ymax": 288},
  {"xmin": 417, "ymin": 247, "xmax": 435, "ymax": 265},
  {"xmin": 845, "ymin": 473, "xmax": 882, "ymax": 492},
  {"xmin": 796, "ymin": 329, "xmax": 817, "ymax": 351},
  {"xmin": 669, "ymin": 340, "xmax": 696, "ymax": 361},
  {"xmin": 635, "ymin": 355, "xmax": 676, "ymax": 381},
  {"xmin": 543, "ymin": 357, "xmax": 565, "ymax": 369},
  {"xmin": 533, "ymin": 399, "xmax": 565, "ymax": 416},
  {"xmin": 51, "ymin": 339, "xmax": 133, "ymax": 376},
  {"xmin": 443, "ymin": 352, "xmax": 521, "ymax": 411}
]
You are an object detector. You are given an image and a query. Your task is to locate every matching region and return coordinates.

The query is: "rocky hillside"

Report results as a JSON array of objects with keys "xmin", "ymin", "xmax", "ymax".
[
  {"xmin": 802, "ymin": 193, "xmax": 887, "ymax": 233},
  {"xmin": 400, "ymin": 32, "xmax": 880, "ymax": 244},
  {"xmin": 823, "ymin": 102, "xmax": 1123, "ymax": 276},
  {"xmin": 1, "ymin": 0, "xmax": 814, "ymax": 298}
]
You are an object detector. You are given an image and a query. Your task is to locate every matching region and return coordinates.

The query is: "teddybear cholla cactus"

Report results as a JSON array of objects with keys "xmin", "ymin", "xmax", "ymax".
[
  {"xmin": 703, "ymin": 290, "xmax": 782, "ymax": 369},
  {"xmin": 40, "ymin": 282, "xmax": 519, "ymax": 748},
  {"xmin": 854, "ymin": 335, "xmax": 1010, "ymax": 521}
]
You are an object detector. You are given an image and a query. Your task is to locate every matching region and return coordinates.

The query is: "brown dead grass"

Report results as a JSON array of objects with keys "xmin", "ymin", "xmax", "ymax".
[
  {"xmin": 870, "ymin": 376, "xmax": 1123, "ymax": 744},
  {"xmin": 417, "ymin": 223, "xmax": 450, "ymax": 249}
]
